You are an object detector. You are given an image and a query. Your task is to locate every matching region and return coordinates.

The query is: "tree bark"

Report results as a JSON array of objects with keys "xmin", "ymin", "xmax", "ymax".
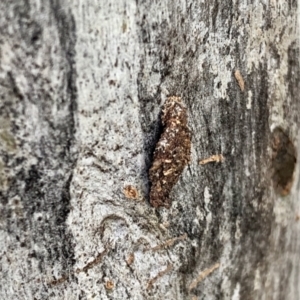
[{"xmin": 0, "ymin": 1, "xmax": 299, "ymax": 299}]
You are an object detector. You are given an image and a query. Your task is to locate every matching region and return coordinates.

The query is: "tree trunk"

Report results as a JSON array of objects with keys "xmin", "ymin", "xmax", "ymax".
[{"xmin": 0, "ymin": 1, "xmax": 299, "ymax": 299}]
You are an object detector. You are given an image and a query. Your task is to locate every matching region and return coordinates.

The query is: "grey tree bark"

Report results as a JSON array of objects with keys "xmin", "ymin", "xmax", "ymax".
[{"xmin": 0, "ymin": 1, "xmax": 299, "ymax": 299}]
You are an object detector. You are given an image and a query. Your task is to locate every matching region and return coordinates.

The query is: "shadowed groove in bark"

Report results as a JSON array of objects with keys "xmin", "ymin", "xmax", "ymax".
[{"xmin": 136, "ymin": 1, "xmax": 275, "ymax": 299}]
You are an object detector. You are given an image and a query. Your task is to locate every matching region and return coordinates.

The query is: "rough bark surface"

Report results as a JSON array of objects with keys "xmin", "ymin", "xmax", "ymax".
[{"xmin": 0, "ymin": 1, "xmax": 299, "ymax": 299}]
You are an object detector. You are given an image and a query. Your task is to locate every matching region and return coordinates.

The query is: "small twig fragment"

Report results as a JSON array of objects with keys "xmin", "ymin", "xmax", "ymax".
[
  {"xmin": 48, "ymin": 275, "xmax": 69, "ymax": 286},
  {"xmin": 75, "ymin": 248, "xmax": 109, "ymax": 274},
  {"xmin": 159, "ymin": 222, "xmax": 170, "ymax": 231},
  {"xmin": 126, "ymin": 253, "xmax": 135, "ymax": 265},
  {"xmin": 147, "ymin": 264, "xmax": 173, "ymax": 290},
  {"xmin": 47, "ymin": 246, "xmax": 110, "ymax": 286},
  {"xmin": 188, "ymin": 263, "xmax": 220, "ymax": 291},
  {"xmin": 199, "ymin": 154, "xmax": 224, "ymax": 165},
  {"xmin": 145, "ymin": 234, "xmax": 187, "ymax": 252},
  {"xmin": 234, "ymin": 70, "xmax": 245, "ymax": 91},
  {"xmin": 104, "ymin": 280, "xmax": 114, "ymax": 290},
  {"xmin": 123, "ymin": 185, "xmax": 139, "ymax": 200}
]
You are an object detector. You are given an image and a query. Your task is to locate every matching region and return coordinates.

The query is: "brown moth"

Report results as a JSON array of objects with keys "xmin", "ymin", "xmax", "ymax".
[{"xmin": 149, "ymin": 96, "xmax": 191, "ymax": 208}]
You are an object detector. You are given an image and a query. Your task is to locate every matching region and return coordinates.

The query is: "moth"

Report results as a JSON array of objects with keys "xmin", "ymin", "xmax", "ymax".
[{"xmin": 149, "ymin": 96, "xmax": 191, "ymax": 208}]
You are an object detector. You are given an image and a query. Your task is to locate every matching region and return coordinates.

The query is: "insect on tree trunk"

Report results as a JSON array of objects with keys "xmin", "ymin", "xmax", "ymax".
[{"xmin": 0, "ymin": 1, "xmax": 299, "ymax": 300}]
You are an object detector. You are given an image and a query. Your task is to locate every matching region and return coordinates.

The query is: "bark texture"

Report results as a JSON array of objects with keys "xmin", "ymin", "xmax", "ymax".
[{"xmin": 0, "ymin": 1, "xmax": 299, "ymax": 299}]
